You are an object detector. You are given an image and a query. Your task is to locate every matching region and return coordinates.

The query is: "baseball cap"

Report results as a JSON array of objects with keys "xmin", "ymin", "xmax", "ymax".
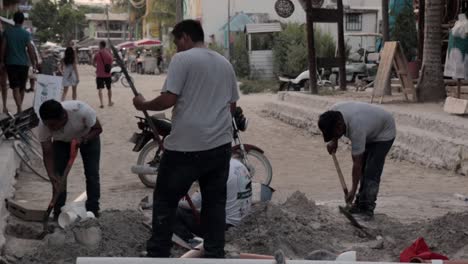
[{"xmin": 318, "ymin": 111, "xmax": 341, "ymax": 142}]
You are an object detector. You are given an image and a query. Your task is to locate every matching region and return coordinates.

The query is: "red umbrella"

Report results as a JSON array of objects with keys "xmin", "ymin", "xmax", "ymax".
[
  {"xmin": 117, "ymin": 41, "xmax": 136, "ymax": 49},
  {"xmin": 135, "ymin": 38, "xmax": 162, "ymax": 47}
]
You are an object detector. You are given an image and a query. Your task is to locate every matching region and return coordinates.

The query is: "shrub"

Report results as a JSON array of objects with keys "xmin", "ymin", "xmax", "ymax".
[
  {"xmin": 231, "ymin": 33, "xmax": 250, "ymax": 78},
  {"xmin": 273, "ymin": 23, "xmax": 337, "ymax": 77},
  {"xmin": 239, "ymin": 79, "xmax": 278, "ymax": 94},
  {"xmin": 391, "ymin": 1, "xmax": 417, "ymax": 61}
]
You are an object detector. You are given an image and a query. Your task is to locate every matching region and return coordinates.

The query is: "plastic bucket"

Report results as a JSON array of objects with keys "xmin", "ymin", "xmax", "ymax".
[{"xmin": 252, "ymin": 183, "xmax": 275, "ymax": 203}]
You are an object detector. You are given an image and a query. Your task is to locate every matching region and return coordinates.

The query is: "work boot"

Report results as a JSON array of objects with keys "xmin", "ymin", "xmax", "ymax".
[{"xmin": 348, "ymin": 203, "xmax": 362, "ymax": 214}]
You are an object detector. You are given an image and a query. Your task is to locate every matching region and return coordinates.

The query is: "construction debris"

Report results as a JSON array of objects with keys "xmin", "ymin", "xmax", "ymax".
[{"xmin": 4, "ymin": 193, "xmax": 468, "ymax": 263}]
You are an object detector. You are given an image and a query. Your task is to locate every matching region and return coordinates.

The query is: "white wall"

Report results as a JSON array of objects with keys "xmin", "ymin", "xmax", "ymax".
[{"xmin": 196, "ymin": 0, "xmax": 306, "ymax": 44}]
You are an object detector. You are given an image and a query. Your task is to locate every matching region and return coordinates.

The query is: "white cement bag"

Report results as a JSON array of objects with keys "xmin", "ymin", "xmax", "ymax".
[{"xmin": 33, "ymin": 74, "xmax": 63, "ymax": 114}]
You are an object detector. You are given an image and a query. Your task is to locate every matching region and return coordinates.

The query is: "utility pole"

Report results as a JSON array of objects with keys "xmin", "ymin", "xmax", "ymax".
[
  {"xmin": 382, "ymin": 0, "xmax": 391, "ymax": 95},
  {"xmin": 105, "ymin": 4, "xmax": 110, "ymax": 39},
  {"xmin": 227, "ymin": 0, "xmax": 231, "ymax": 61},
  {"xmin": 125, "ymin": 0, "xmax": 130, "ymax": 40}
]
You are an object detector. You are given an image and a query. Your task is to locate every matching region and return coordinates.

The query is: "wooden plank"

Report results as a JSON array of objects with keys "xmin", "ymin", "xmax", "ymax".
[
  {"xmin": 444, "ymin": 79, "xmax": 468, "ymax": 86},
  {"xmin": 446, "ymin": 86, "xmax": 468, "ymax": 94},
  {"xmin": 372, "ymin": 42, "xmax": 398, "ymax": 102}
]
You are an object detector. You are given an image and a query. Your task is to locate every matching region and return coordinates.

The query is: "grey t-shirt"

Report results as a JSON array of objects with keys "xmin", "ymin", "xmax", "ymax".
[
  {"xmin": 331, "ymin": 102, "xmax": 396, "ymax": 155},
  {"xmin": 162, "ymin": 48, "xmax": 239, "ymax": 151}
]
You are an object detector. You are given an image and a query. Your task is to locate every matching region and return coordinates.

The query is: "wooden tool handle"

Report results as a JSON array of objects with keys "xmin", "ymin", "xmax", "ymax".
[{"xmin": 332, "ymin": 153, "xmax": 349, "ymax": 197}]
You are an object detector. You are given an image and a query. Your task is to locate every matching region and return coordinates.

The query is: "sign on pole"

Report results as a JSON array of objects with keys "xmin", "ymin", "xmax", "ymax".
[{"xmin": 33, "ymin": 74, "xmax": 63, "ymax": 115}]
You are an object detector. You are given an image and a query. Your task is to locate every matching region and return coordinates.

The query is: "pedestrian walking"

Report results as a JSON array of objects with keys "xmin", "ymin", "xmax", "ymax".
[
  {"xmin": 93, "ymin": 41, "xmax": 113, "ymax": 108},
  {"xmin": 61, "ymin": 47, "xmax": 80, "ymax": 101}
]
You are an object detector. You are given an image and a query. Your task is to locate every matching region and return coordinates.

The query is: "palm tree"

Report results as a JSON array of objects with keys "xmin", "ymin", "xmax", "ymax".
[{"xmin": 417, "ymin": 0, "xmax": 446, "ymax": 102}]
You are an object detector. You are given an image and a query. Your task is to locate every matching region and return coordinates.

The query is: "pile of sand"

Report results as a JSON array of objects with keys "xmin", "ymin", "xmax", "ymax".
[
  {"xmin": 16, "ymin": 210, "xmax": 150, "ymax": 264},
  {"xmin": 5, "ymin": 192, "xmax": 468, "ymax": 263}
]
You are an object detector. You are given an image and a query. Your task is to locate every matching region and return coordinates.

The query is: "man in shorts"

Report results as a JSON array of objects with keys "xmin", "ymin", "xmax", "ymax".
[
  {"xmin": 93, "ymin": 41, "xmax": 113, "ymax": 108},
  {"xmin": 0, "ymin": 11, "xmax": 37, "ymax": 113}
]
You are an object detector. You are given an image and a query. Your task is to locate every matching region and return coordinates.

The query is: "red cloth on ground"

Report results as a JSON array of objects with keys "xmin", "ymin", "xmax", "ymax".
[{"xmin": 400, "ymin": 237, "xmax": 449, "ymax": 262}]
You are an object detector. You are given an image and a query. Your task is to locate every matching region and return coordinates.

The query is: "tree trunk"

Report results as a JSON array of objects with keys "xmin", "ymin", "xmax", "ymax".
[
  {"xmin": 176, "ymin": 0, "xmax": 183, "ymax": 23},
  {"xmin": 382, "ymin": 0, "xmax": 392, "ymax": 95},
  {"xmin": 418, "ymin": 0, "xmax": 446, "ymax": 102}
]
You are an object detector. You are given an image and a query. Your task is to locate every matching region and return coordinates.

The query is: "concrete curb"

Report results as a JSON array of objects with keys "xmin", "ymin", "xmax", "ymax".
[
  {"xmin": 263, "ymin": 92, "xmax": 468, "ymax": 175},
  {"xmin": 0, "ymin": 140, "xmax": 20, "ymax": 251}
]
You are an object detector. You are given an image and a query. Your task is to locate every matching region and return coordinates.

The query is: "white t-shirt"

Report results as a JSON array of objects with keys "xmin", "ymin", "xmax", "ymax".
[
  {"xmin": 38, "ymin": 101, "xmax": 97, "ymax": 142},
  {"xmin": 179, "ymin": 159, "xmax": 252, "ymax": 226},
  {"xmin": 161, "ymin": 47, "xmax": 240, "ymax": 152}
]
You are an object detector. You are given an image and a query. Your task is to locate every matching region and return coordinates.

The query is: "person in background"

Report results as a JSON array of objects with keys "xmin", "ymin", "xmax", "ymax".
[
  {"xmin": 173, "ymin": 159, "xmax": 252, "ymax": 246},
  {"xmin": 0, "ymin": 11, "xmax": 38, "ymax": 113},
  {"xmin": 61, "ymin": 47, "xmax": 80, "ymax": 101},
  {"xmin": 0, "ymin": 23, "xmax": 7, "ymax": 113},
  {"xmin": 93, "ymin": 41, "xmax": 113, "ymax": 108}
]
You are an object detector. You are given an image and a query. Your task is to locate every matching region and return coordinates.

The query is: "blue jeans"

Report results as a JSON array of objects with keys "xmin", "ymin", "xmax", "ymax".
[
  {"xmin": 53, "ymin": 137, "xmax": 101, "ymax": 216},
  {"xmin": 355, "ymin": 138, "xmax": 394, "ymax": 213},
  {"xmin": 146, "ymin": 143, "xmax": 231, "ymax": 258}
]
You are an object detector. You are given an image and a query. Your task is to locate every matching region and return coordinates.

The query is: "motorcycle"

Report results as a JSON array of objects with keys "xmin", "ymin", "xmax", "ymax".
[
  {"xmin": 130, "ymin": 107, "xmax": 273, "ymax": 188},
  {"xmin": 111, "ymin": 64, "xmax": 133, "ymax": 87}
]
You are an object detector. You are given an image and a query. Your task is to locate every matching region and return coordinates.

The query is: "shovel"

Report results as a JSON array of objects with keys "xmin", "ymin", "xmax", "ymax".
[
  {"xmin": 331, "ymin": 153, "xmax": 373, "ymax": 237},
  {"xmin": 40, "ymin": 139, "xmax": 80, "ymax": 238}
]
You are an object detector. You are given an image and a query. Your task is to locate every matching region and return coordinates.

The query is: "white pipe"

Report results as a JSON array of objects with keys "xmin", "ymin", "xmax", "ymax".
[
  {"xmin": 74, "ymin": 192, "xmax": 87, "ymax": 202},
  {"xmin": 76, "ymin": 259, "xmax": 404, "ymax": 264}
]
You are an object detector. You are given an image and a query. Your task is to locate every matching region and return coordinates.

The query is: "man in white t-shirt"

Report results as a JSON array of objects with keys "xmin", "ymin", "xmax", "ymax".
[
  {"xmin": 133, "ymin": 20, "xmax": 239, "ymax": 258},
  {"xmin": 173, "ymin": 159, "xmax": 252, "ymax": 244},
  {"xmin": 38, "ymin": 99, "xmax": 103, "ymax": 218}
]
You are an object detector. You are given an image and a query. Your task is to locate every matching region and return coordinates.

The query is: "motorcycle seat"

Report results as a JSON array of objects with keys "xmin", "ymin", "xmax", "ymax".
[{"xmin": 150, "ymin": 115, "xmax": 172, "ymax": 137}]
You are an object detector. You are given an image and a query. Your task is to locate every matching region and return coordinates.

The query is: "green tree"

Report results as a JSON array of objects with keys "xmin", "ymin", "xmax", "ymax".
[
  {"xmin": 391, "ymin": 1, "xmax": 417, "ymax": 61},
  {"xmin": 29, "ymin": 0, "xmax": 59, "ymax": 43},
  {"xmin": 231, "ymin": 33, "xmax": 250, "ymax": 78},
  {"xmin": 55, "ymin": 4, "xmax": 86, "ymax": 44},
  {"xmin": 273, "ymin": 23, "xmax": 336, "ymax": 77}
]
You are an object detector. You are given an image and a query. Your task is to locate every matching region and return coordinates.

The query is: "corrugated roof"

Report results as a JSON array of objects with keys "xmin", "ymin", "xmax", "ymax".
[
  {"xmin": 85, "ymin": 13, "xmax": 129, "ymax": 21},
  {"xmin": 245, "ymin": 23, "xmax": 282, "ymax": 34}
]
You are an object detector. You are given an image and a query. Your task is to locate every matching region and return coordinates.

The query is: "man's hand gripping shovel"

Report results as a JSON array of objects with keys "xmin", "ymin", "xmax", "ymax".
[
  {"xmin": 40, "ymin": 139, "xmax": 80, "ymax": 238},
  {"xmin": 332, "ymin": 153, "xmax": 375, "ymax": 238}
]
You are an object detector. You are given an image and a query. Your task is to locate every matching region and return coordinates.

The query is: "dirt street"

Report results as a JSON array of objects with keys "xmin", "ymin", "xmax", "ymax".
[{"xmin": 12, "ymin": 65, "xmax": 468, "ymax": 223}]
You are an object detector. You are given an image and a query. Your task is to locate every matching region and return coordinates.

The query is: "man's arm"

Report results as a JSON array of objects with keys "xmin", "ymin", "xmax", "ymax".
[
  {"xmin": 80, "ymin": 118, "xmax": 103, "ymax": 144},
  {"xmin": 133, "ymin": 92, "xmax": 177, "ymax": 111},
  {"xmin": 26, "ymin": 42, "xmax": 37, "ymax": 69},
  {"xmin": 347, "ymin": 154, "xmax": 364, "ymax": 204},
  {"xmin": 0, "ymin": 34, "xmax": 6, "ymax": 65},
  {"xmin": 41, "ymin": 140, "xmax": 59, "ymax": 186}
]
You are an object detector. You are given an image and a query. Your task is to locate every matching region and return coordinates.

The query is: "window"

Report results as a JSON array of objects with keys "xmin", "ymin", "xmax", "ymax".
[
  {"xmin": 109, "ymin": 22, "xmax": 122, "ymax": 31},
  {"xmin": 346, "ymin": 13, "xmax": 362, "ymax": 31}
]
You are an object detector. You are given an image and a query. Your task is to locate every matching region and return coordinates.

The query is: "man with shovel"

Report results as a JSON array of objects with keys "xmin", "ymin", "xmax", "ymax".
[
  {"xmin": 38, "ymin": 99, "xmax": 103, "ymax": 219},
  {"xmin": 318, "ymin": 102, "xmax": 395, "ymax": 220},
  {"xmin": 133, "ymin": 19, "xmax": 239, "ymax": 258}
]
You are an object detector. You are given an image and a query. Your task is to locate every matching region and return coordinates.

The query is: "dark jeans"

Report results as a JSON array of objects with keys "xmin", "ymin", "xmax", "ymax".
[
  {"xmin": 355, "ymin": 138, "xmax": 394, "ymax": 213},
  {"xmin": 147, "ymin": 143, "xmax": 231, "ymax": 258},
  {"xmin": 53, "ymin": 136, "xmax": 101, "ymax": 216}
]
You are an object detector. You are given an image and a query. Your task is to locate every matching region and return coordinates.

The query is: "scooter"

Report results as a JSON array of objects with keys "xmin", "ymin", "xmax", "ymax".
[{"xmin": 111, "ymin": 65, "xmax": 133, "ymax": 87}]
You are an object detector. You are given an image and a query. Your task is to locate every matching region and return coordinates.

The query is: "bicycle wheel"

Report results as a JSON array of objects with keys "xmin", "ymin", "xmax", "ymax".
[
  {"xmin": 136, "ymin": 141, "xmax": 161, "ymax": 188},
  {"xmin": 13, "ymin": 141, "xmax": 49, "ymax": 182},
  {"xmin": 234, "ymin": 149, "xmax": 273, "ymax": 186}
]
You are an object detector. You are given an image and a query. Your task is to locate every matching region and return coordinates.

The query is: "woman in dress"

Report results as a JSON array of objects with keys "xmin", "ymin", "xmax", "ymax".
[{"xmin": 61, "ymin": 47, "xmax": 79, "ymax": 101}]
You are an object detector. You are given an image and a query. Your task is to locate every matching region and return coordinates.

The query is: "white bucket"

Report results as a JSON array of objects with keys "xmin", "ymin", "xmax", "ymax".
[{"xmin": 58, "ymin": 202, "xmax": 95, "ymax": 228}]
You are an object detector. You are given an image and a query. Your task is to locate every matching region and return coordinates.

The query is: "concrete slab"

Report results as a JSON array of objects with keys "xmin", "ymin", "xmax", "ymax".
[
  {"xmin": 444, "ymin": 97, "xmax": 468, "ymax": 114},
  {"xmin": 0, "ymin": 140, "xmax": 20, "ymax": 251}
]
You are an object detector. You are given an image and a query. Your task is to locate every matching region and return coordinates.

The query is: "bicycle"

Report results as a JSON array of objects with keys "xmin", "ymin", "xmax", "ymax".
[{"xmin": 0, "ymin": 108, "xmax": 49, "ymax": 181}]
